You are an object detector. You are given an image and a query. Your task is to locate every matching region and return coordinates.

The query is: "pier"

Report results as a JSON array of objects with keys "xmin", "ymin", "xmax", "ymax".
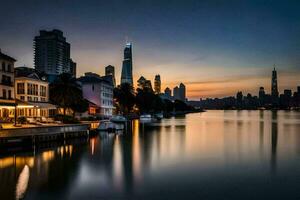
[{"xmin": 0, "ymin": 124, "xmax": 90, "ymax": 145}]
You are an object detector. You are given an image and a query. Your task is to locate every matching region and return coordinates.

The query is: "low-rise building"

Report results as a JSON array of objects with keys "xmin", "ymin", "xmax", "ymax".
[
  {"xmin": 14, "ymin": 67, "xmax": 56, "ymax": 120},
  {"xmin": 0, "ymin": 50, "xmax": 16, "ymax": 122},
  {"xmin": 77, "ymin": 72, "xmax": 114, "ymax": 118}
]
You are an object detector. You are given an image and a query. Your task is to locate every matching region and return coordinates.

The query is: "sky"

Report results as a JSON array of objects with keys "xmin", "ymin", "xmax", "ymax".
[{"xmin": 0, "ymin": 0, "xmax": 300, "ymax": 100}]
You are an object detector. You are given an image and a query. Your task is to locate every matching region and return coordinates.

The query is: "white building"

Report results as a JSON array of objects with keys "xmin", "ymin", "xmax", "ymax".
[
  {"xmin": 77, "ymin": 72, "xmax": 114, "ymax": 117},
  {"xmin": 0, "ymin": 50, "xmax": 16, "ymax": 122},
  {"xmin": 14, "ymin": 67, "xmax": 56, "ymax": 120}
]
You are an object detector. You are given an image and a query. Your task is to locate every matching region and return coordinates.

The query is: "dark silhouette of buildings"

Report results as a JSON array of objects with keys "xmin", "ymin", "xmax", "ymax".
[
  {"xmin": 192, "ymin": 68, "xmax": 299, "ymax": 110},
  {"xmin": 154, "ymin": 74, "xmax": 161, "ymax": 94},
  {"xmin": 179, "ymin": 83, "xmax": 186, "ymax": 102},
  {"xmin": 34, "ymin": 29, "xmax": 76, "ymax": 77},
  {"xmin": 164, "ymin": 87, "xmax": 171, "ymax": 97},
  {"xmin": 121, "ymin": 43, "xmax": 133, "ymax": 86},
  {"xmin": 105, "ymin": 65, "xmax": 116, "ymax": 87},
  {"xmin": 173, "ymin": 86, "xmax": 179, "ymax": 100},
  {"xmin": 137, "ymin": 76, "xmax": 152, "ymax": 90},
  {"xmin": 70, "ymin": 59, "xmax": 76, "ymax": 77},
  {"xmin": 271, "ymin": 66, "xmax": 279, "ymax": 106}
]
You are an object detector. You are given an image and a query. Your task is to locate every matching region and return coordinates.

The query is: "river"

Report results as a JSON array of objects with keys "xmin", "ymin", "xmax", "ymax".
[{"xmin": 1, "ymin": 110, "xmax": 300, "ymax": 199}]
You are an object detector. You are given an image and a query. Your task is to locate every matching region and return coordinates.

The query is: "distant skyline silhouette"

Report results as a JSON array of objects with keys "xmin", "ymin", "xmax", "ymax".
[{"xmin": 1, "ymin": 0, "xmax": 299, "ymax": 99}]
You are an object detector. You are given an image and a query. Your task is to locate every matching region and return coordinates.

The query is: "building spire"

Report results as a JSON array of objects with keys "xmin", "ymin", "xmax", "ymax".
[{"xmin": 273, "ymin": 64, "xmax": 276, "ymax": 71}]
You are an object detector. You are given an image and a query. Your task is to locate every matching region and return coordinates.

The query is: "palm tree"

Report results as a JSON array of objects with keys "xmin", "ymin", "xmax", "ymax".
[{"xmin": 50, "ymin": 73, "xmax": 87, "ymax": 116}]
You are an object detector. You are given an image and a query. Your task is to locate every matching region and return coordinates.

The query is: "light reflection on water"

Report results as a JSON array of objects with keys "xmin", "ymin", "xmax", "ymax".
[{"xmin": 1, "ymin": 110, "xmax": 300, "ymax": 199}]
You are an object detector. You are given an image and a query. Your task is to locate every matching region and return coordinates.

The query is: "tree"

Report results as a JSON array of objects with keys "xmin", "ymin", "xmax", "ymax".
[
  {"xmin": 136, "ymin": 87, "xmax": 156, "ymax": 114},
  {"xmin": 163, "ymin": 99, "xmax": 174, "ymax": 113},
  {"xmin": 113, "ymin": 83, "xmax": 136, "ymax": 115},
  {"xmin": 50, "ymin": 73, "xmax": 87, "ymax": 116},
  {"xmin": 174, "ymin": 100, "xmax": 193, "ymax": 111}
]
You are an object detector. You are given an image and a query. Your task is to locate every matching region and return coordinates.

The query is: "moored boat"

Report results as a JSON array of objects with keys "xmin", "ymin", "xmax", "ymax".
[
  {"xmin": 110, "ymin": 115, "xmax": 127, "ymax": 123},
  {"xmin": 97, "ymin": 120, "xmax": 124, "ymax": 132},
  {"xmin": 154, "ymin": 113, "xmax": 163, "ymax": 120},
  {"xmin": 140, "ymin": 114, "xmax": 156, "ymax": 123}
]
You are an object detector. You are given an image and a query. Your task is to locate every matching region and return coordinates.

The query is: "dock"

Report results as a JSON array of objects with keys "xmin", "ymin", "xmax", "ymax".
[{"xmin": 0, "ymin": 124, "xmax": 90, "ymax": 145}]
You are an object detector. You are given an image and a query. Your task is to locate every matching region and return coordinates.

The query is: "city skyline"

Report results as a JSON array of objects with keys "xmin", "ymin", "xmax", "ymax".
[{"xmin": 1, "ymin": 0, "xmax": 300, "ymax": 99}]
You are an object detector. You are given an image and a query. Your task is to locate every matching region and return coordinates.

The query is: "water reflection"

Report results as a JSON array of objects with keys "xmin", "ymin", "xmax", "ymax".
[
  {"xmin": 16, "ymin": 165, "xmax": 29, "ymax": 200},
  {"xmin": 0, "ymin": 111, "xmax": 300, "ymax": 199},
  {"xmin": 271, "ymin": 111, "xmax": 278, "ymax": 174}
]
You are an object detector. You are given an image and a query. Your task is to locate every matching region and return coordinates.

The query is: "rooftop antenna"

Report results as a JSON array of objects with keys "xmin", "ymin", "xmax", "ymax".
[{"xmin": 273, "ymin": 64, "xmax": 276, "ymax": 70}]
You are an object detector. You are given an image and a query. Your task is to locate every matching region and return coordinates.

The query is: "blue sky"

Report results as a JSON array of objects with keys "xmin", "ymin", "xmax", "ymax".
[{"xmin": 1, "ymin": 0, "xmax": 299, "ymax": 99}]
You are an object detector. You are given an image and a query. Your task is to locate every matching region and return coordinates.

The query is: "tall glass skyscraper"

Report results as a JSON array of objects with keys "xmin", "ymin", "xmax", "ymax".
[
  {"xmin": 121, "ymin": 43, "xmax": 133, "ymax": 86},
  {"xmin": 271, "ymin": 66, "xmax": 279, "ymax": 98}
]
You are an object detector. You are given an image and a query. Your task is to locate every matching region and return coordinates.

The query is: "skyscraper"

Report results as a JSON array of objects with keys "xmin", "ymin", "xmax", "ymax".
[
  {"xmin": 154, "ymin": 74, "xmax": 161, "ymax": 94},
  {"xmin": 259, "ymin": 87, "xmax": 265, "ymax": 99},
  {"xmin": 137, "ymin": 76, "xmax": 152, "ymax": 90},
  {"xmin": 121, "ymin": 43, "xmax": 133, "ymax": 86},
  {"xmin": 173, "ymin": 86, "xmax": 179, "ymax": 100},
  {"xmin": 179, "ymin": 83, "xmax": 186, "ymax": 101},
  {"xmin": 105, "ymin": 65, "xmax": 116, "ymax": 87},
  {"xmin": 164, "ymin": 87, "xmax": 171, "ymax": 97},
  {"xmin": 271, "ymin": 66, "xmax": 279, "ymax": 98},
  {"xmin": 70, "ymin": 59, "xmax": 76, "ymax": 77},
  {"xmin": 34, "ymin": 29, "xmax": 74, "ymax": 76}
]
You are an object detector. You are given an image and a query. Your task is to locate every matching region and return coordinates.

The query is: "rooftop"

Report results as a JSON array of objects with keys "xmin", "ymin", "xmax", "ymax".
[{"xmin": 0, "ymin": 50, "xmax": 16, "ymax": 62}]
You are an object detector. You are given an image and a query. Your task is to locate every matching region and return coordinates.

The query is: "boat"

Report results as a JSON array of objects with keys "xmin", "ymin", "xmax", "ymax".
[
  {"xmin": 110, "ymin": 115, "xmax": 127, "ymax": 123},
  {"xmin": 97, "ymin": 120, "xmax": 124, "ymax": 132},
  {"xmin": 154, "ymin": 113, "xmax": 163, "ymax": 120},
  {"xmin": 140, "ymin": 114, "xmax": 156, "ymax": 123}
]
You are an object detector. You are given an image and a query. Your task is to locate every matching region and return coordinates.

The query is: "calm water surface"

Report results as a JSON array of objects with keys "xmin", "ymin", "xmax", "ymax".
[{"xmin": 1, "ymin": 110, "xmax": 300, "ymax": 200}]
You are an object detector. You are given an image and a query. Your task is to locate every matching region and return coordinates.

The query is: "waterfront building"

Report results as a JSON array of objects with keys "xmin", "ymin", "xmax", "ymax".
[
  {"xmin": 14, "ymin": 67, "xmax": 57, "ymax": 120},
  {"xmin": 121, "ymin": 43, "xmax": 133, "ymax": 86},
  {"xmin": 77, "ymin": 72, "xmax": 114, "ymax": 117},
  {"xmin": 105, "ymin": 65, "xmax": 116, "ymax": 87},
  {"xmin": 179, "ymin": 83, "xmax": 186, "ymax": 101},
  {"xmin": 154, "ymin": 74, "xmax": 161, "ymax": 94},
  {"xmin": 0, "ymin": 50, "xmax": 16, "ymax": 122},
  {"xmin": 34, "ymin": 29, "xmax": 75, "ymax": 77},
  {"xmin": 137, "ymin": 76, "xmax": 152, "ymax": 90}
]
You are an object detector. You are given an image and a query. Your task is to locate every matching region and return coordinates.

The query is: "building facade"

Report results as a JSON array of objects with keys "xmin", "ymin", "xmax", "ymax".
[
  {"xmin": 78, "ymin": 73, "xmax": 114, "ymax": 117},
  {"xmin": 14, "ymin": 67, "xmax": 56, "ymax": 120},
  {"xmin": 0, "ymin": 50, "xmax": 16, "ymax": 121},
  {"xmin": 154, "ymin": 74, "xmax": 161, "ymax": 94},
  {"xmin": 121, "ymin": 43, "xmax": 133, "ymax": 86},
  {"xmin": 34, "ymin": 29, "xmax": 75, "ymax": 76}
]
